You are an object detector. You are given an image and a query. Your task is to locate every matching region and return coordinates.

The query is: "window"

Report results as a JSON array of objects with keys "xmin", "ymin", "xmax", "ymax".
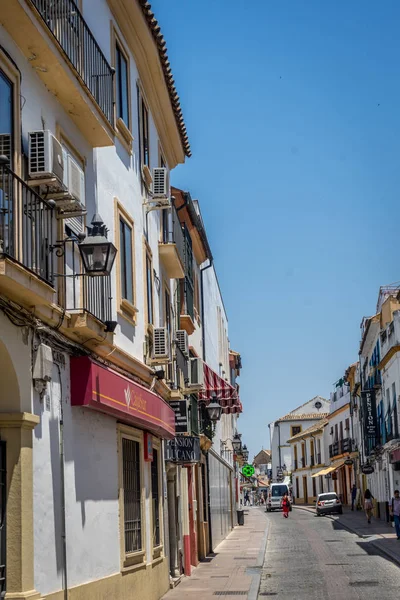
[
  {"xmin": 140, "ymin": 97, "xmax": 150, "ymax": 167},
  {"xmin": 312, "ymin": 477, "xmax": 317, "ymax": 498},
  {"xmin": 122, "ymin": 438, "xmax": 142, "ymax": 554},
  {"xmin": 345, "ymin": 418, "xmax": 350, "ymax": 431},
  {"xmin": 291, "ymin": 426, "xmax": 301, "ymax": 437},
  {"xmin": 115, "ymin": 43, "xmax": 129, "ymax": 126},
  {"xmin": 151, "ymin": 448, "xmax": 160, "ymax": 547},
  {"xmin": 334, "ymin": 424, "xmax": 338, "ymax": 442},
  {"xmin": 0, "ymin": 69, "xmax": 13, "ymax": 167},
  {"xmin": 392, "ymin": 382, "xmax": 396, "ymax": 406},
  {"xmin": 339, "ymin": 421, "xmax": 343, "ymax": 441},
  {"xmin": 146, "ymin": 251, "xmax": 153, "ymax": 325},
  {"xmin": 120, "ymin": 217, "xmax": 133, "ymax": 304}
]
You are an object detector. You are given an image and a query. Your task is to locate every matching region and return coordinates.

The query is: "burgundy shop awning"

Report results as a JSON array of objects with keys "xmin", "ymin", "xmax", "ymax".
[
  {"xmin": 70, "ymin": 356, "xmax": 175, "ymax": 439},
  {"xmin": 199, "ymin": 362, "xmax": 242, "ymax": 414}
]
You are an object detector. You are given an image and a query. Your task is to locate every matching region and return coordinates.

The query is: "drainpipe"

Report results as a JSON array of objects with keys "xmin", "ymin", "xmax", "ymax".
[
  {"xmin": 200, "ymin": 259, "xmax": 213, "ymax": 362},
  {"xmin": 56, "ymin": 364, "xmax": 69, "ymax": 600}
]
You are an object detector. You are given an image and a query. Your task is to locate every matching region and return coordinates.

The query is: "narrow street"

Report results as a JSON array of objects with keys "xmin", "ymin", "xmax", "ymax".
[{"xmin": 259, "ymin": 507, "xmax": 400, "ymax": 599}]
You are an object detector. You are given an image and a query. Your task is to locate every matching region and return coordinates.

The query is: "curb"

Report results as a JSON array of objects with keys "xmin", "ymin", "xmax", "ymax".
[
  {"xmin": 247, "ymin": 511, "xmax": 270, "ymax": 600},
  {"xmin": 294, "ymin": 505, "xmax": 400, "ymax": 567}
]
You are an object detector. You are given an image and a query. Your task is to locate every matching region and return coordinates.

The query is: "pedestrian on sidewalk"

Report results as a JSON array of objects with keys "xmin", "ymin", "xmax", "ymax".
[
  {"xmin": 390, "ymin": 489, "xmax": 400, "ymax": 540},
  {"xmin": 282, "ymin": 493, "xmax": 290, "ymax": 518},
  {"xmin": 351, "ymin": 484, "xmax": 357, "ymax": 511},
  {"xmin": 364, "ymin": 488, "xmax": 374, "ymax": 524}
]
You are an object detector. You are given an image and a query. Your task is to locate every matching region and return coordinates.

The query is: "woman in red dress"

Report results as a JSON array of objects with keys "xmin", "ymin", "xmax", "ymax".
[{"xmin": 282, "ymin": 493, "xmax": 290, "ymax": 518}]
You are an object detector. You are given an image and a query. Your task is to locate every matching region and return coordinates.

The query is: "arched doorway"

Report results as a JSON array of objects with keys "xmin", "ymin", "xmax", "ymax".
[{"xmin": 0, "ymin": 335, "xmax": 40, "ymax": 598}]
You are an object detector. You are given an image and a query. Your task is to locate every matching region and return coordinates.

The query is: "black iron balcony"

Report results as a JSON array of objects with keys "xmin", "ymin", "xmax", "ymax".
[
  {"xmin": 0, "ymin": 164, "xmax": 54, "ymax": 285},
  {"xmin": 175, "ymin": 343, "xmax": 188, "ymax": 389},
  {"xmin": 31, "ymin": 0, "xmax": 114, "ymax": 126},
  {"xmin": 340, "ymin": 438, "xmax": 352, "ymax": 454},
  {"xmin": 58, "ymin": 238, "xmax": 112, "ymax": 325},
  {"xmin": 159, "ymin": 206, "xmax": 185, "ymax": 279},
  {"xmin": 183, "ymin": 223, "xmax": 193, "ymax": 284}
]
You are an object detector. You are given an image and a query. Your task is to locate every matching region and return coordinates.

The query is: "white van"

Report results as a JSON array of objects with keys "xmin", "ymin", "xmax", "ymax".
[{"xmin": 266, "ymin": 483, "xmax": 292, "ymax": 512}]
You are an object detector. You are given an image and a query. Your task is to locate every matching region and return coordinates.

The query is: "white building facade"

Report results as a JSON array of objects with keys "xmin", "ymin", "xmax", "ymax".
[{"xmin": 269, "ymin": 396, "xmax": 330, "ymax": 482}]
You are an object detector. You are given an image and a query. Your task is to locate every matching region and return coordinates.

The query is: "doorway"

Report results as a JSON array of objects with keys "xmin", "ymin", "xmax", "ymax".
[{"xmin": 303, "ymin": 476, "xmax": 308, "ymax": 504}]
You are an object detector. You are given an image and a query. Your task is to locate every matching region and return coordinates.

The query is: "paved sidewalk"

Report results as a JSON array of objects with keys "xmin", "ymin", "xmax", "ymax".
[
  {"xmin": 162, "ymin": 507, "xmax": 269, "ymax": 600},
  {"xmin": 295, "ymin": 504, "xmax": 400, "ymax": 565}
]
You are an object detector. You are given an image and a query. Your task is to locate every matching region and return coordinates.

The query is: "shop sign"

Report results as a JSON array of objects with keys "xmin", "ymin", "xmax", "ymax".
[
  {"xmin": 70, "ymin": 356, "xmax": 175, "ymax": 438},
  {"xmin": 362, "ymin": 463, "xmax": 375, "ymax": 475},
  {"xmin": 170, "ymin": 399, "xmax": 188, "ymax": 434},
  {"xmin": 165, "ymin": 435, "xmax": 201, "ymax": 463},
  {"xmin": 242, "ymin": 464, "xmax": 255, "ymax": 478},
  {"xmin": 361, "ymin": 389, "xmax": 378, "ymax": 454}
]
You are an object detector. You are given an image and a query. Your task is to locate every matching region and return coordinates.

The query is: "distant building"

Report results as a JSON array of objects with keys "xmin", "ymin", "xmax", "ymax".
[
  {"xmin": 269, "ymin": 396, "xmax": 330, "ymax": 481},
  {"xmin": 289, "ymin": 419, "xmax": 328, "ymax": 503}
]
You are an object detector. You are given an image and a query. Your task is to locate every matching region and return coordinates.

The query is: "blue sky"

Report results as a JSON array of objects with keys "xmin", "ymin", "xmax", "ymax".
[{"xmin": 152, "ymin": 0, "xmax": 400, "ymax": 460}]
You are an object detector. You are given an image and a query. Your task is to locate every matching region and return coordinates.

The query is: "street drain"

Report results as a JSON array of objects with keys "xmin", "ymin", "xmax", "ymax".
[
  {"xmin": 213, "ymin": 593, "xmax": 248, "ymax": 596},
  {"xmin": 350, "ymin": 581, "xmax": 379, "ymax": 587}
]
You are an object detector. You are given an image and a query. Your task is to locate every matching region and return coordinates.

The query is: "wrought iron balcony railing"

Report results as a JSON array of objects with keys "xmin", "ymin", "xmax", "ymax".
[
  {"xmin": 58, "ymin": 238, "xmax": 112, "ymax": 324},
  {"xmin": 31, "ymin": 0, "xmax": 114, "ymax": 126},
  {"xmin": 162, "ymin": 206, "xmax": 185, "ymax": 265},
  {"xmin": 0, "ymin": 164, "xmax": 54, "ymax": 285}
]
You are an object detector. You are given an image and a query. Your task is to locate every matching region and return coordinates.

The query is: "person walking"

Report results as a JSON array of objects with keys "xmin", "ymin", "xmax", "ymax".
[
  {"xmin": 364, "ymin": 489, "xmax": 374, "ymax": 523},
  {"xmin": 390, "ymin": 489, "xmax": 400, "ymax": 540},
  {"xmin": 281, "ymin": 493, "xmax": 290, "ymax": 519},
  {"xmin": 351, "ymin": 484, "xmax": 357, "ymax": 511},
  {"xmin": 244, "ymin": 492, "xmax": 249, "ymax": 507}
]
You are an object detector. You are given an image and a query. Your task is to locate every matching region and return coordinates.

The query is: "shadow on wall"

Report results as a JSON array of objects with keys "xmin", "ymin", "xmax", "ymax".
[{"xmin": 63, "ymin": 402, "xmax": 119, "ymax": 527}]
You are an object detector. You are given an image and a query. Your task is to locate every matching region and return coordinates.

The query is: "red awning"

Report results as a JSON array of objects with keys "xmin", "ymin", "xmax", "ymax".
[
  {"xmin": 199, "ymin": 362, "xmax": 242, "ymax": 414},
  {"xmin": 70, "ymin": 356, "xmax": 175, "ymax": 439}
]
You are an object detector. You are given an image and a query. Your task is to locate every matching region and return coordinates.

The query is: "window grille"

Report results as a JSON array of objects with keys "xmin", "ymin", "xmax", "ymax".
[{"xmin": 122, "ymin": 438, "xmax": 141, "ymax": 553}]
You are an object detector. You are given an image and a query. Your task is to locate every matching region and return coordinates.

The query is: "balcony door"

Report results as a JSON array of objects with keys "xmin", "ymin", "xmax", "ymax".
[{"xmin": 0, "ymin": 68, "xmax": 13, "ymax": 261}]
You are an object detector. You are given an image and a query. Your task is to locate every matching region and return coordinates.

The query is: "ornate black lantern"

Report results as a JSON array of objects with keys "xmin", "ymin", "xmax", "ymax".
[
  {"xmin": 232, "ymin": 432, "xmax": 242, "ymax": 454},
  {"xmin": 207, "ymin": 400, "xmax": 223, "ymax": 423},
  {"xmin": 78, "ymin": 213, "xmax": 117, "ymax": 276}
]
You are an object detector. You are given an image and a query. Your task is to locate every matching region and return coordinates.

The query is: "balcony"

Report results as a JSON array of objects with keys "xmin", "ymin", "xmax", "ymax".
[
  {"xmin": 4, "ymin": 0, "xmax": 114, "ymax": 147},
  {"xmin": 329, "ymin": 441, "xmax": 340, "ymax": 458},
  {"xmin": 58, "ymin": 238, "xmax": 113, "ymax": 336},
  {"xmin": 0, "ymin": 163, "xmax": 56, "ymax": 306},
  {"xmin": 0, "ymin": 165, "xmax": 113, "ymax": 340},
  {"xmin": 340, "ymin": 437, "xmax": 352, "ymax": 454},
  {"xmin": 159, "ymin": 206, "xmax": 185, "ymax": 279},
  {"xmin": 175, "ymin": 344, "xmax": 188, "ymax": 391},
  {"xmin": 179, "ymin": 277, "xmax": 195, "ymax": 335}
]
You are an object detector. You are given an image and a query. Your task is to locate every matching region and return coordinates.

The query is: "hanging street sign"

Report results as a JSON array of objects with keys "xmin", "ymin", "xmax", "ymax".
[
  {"xmin": 170, "ymin": 399, "xmax": 188, "ymax": 434},
  {"xmin": 344, "ymin": 457, "xmax": 353, "ymax": 466},
  {"xmin": 362, "ymin": 462, "xmax": 374, "ymax": 475},
  {"xmin": 165, "ymin": 435, "xmax": 201, "ymax": 463},
  {"xmin": 242, "ymin": 464, "xmax": 255, "ymax": 478}
]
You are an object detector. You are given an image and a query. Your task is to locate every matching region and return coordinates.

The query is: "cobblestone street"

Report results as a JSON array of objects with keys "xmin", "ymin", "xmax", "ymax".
[{"xmin": 259, "ymin": 507, "xmax": 400, "ymax": 599}]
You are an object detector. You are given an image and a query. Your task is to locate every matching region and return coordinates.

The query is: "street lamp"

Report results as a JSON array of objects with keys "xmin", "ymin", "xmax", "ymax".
[
  {"xmin": 232, "ymin": 432, "xmax": 242, "ymax": 454},
  {"xmin": 206, "ymin": 394, "xmax": 222, "ymax": 424},
  {"xmin": 79, "ymin": 213, "xmax": 117, "ymax": 276},
  {"xmin": 242, "ymin": 445, "xmax": 249, "ymax": 462}
]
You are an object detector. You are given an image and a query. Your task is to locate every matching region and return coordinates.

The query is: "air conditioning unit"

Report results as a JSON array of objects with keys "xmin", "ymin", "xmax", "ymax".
[
  {"xmin": 62, "ymin": 152, "xmax": 85, "ymax": 207},
  {"xmin": 176, "ymin": 330, "xmax": 189, "ymax": 358},
  {"xmin": 152, "ymin": 167, "xmax": 169, "ymax": 199},
  {"xmin": 28, "ymin": 130, "xmax": 64, "ymax": 186},
  {"xmin": 0, "ymin": 134, "xmax": 11, "ymax": 162},
  {"xmin": 151, "ymin": 327, "xmax": 170, "ymax": 362},
  {"xmin": 189, "ymin": 357, "xmax": 204, "ymax": 389}
]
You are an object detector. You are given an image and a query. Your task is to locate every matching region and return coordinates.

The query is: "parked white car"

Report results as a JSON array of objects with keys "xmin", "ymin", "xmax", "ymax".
[{"xmin": 316, "ymin": 492, "xmax": 343, "ymax": 516}]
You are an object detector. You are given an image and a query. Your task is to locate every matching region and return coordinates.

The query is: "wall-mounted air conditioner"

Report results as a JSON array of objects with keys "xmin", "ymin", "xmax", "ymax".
[
  {"xmin": 176, "ymin": 330, "xmax": 189, "ymax": 358},
  {"xmin": 151, "ymin": 327, "xmax": 170, "ymax": 362},
  {"xmin": 28, "ymin": 130, "xmax": 64, "ymax": 186},
  {"xmin": 0, "ymin": 134, "xmax": 11, "ymax": 162},
  {"xmin": 189, "ymin": 357, "xmax": 204, "ymax": 389},
  {"xmin": 152, "ymin": 167, "xmax": 169, "ymax": 200}
]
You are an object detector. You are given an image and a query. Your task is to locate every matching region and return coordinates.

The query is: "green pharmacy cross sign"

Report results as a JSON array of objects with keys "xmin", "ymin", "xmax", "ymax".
[{"xmin": 242, "ymin": 464, "xmax": 255, "ymax": 478}]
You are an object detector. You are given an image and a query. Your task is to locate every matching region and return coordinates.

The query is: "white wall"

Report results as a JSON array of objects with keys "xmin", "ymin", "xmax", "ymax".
[{"xmin": 33, "ymin": 356, "xmax": 121, "ymax": 595}]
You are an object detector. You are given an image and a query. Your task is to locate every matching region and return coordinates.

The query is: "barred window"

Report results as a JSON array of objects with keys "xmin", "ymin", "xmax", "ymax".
[
  {"xmin": 151, "ymin": 448, "xmax": 160, "ymax": 547},
  {"xmin": 122, "ymin": 438, "xmax": 142, "ymax": 553}
]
